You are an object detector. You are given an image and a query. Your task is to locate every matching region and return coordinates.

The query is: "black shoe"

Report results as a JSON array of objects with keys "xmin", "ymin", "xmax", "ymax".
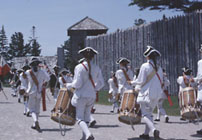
[
  {"xmin": 18, "ymin": 99, "xmax": 21, "ymax": 103},
  {"xmin": 139, "ymin": 134, "xmax": 149, "ymax": 139},
  {"xmin": 165, "ymin": 117, "xmax": 169, "ymax": 123},
  {"xmin": 31, "ymin": 125, "xmax": 36, "ymax": 130},
  {"xmin": 87, "ymin": 135, "xmax": 94, "ymax": 140},
  {"xmin": 35, "ymin": 121, "xmax": 41, "ymax": 132},
  {"xmin": 110, "ymin": 110, "xmax": 114, "ymax": 113},
  {"xmin": 154, "ymin": 130, "xmax": 160, "ymax": 140},
  {"xmin": 154, "ymin": 119, "xmax": 160, "ymax": 122},
  {"xmin": 26, "ymin": 111, "xmax": 30, "ymax": 117},
  {"xmin": 197, "ymin": 129, "xmax": 202, "ymax": 135},
  {"xmin": 89, "ymin": 120, "xmax": 96, "ymax": 128},
  {"xmin": 180, "ymin": 117, "xmax": 186, "ymax": 121}
]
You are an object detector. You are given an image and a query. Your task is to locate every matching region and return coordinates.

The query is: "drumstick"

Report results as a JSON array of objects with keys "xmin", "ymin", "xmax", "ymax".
[{"xmin": 1, "ymin": 89, "xmax": 8, "ymax": 100}]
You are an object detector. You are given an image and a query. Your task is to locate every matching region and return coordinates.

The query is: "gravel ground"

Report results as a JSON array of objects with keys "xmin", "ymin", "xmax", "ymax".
[{"xmin": 0, "ymin": 88, "xmax": 202, "ymax": 140}]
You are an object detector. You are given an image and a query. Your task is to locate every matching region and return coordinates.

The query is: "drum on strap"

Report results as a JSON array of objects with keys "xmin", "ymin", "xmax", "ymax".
[
  {"xmin": 118, "ymin": 90, "xmax": 141, "ymax": 125},
  {"xmin": 180, "ymin": 87, "xmax": 202, "ymax": 120},
  {"xmin": 51, "ymin": 88, "xmax": 76, "ymax": 126}
]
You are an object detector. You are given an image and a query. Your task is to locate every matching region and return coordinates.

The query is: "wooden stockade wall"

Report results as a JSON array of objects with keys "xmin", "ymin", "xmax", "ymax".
[{"xmin": 85, "ymin": 12, "xmax": 202, "ymax": 95}]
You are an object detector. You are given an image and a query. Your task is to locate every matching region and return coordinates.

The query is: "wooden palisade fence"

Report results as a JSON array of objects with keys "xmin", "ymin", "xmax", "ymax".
[{"xmin": 85, "ymin": 12, "xmax": 202, "ymax": 95}]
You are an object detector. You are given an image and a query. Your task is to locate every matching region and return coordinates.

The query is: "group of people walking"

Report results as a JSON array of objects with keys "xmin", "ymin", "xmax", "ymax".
[{"xmin": 6, "ymin": 44, "xmax": 202, "ymax": 140}]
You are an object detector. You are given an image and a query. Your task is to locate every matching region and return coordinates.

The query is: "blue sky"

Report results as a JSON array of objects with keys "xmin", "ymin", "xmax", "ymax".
[{"xmin": 0, "ymin": 0, "xmax": 182, "ymax": 56}]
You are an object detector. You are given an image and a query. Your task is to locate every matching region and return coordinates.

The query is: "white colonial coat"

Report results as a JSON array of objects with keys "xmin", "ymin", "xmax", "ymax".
[
  {"xmin": 115, "ymin": 67, "xmax": 133, "ymax": 94},
  {"xmin": 135, "ymin": 60, "xmax": 163, "ymax": 107},
  {"xmin": 59, "ymin": 75, "xmax": 73, "ymax": 88},
  {"xmin": 25, "ymin": 69, "xmax": 50, "ymax": 97},
  {"xmin": 67, "ymin": 61, "xmax": 104, "ymax": 99},
  {"xmin": 195, "ymin": 59, "xmax": 202, "ymax": 102},
  {"xmin": 19, "ymin": 73, "xmax": 28, "ymax": 90},
  {"xmin": 108, "ymin": 78, "xmax": 118, "ymax": 96}
]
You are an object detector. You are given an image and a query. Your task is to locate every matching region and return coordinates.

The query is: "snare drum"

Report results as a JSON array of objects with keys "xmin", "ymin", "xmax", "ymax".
[
  {"xmin": 180, "ymin": 87, "xmax": 202, "ymax": 120},
  {"xmin": 51, "ymin": 88, "xmax": 76, "ymax": 126},
  {"xmin": 118, "ymin": 90, "xmax": 141, "ymax": 125}
]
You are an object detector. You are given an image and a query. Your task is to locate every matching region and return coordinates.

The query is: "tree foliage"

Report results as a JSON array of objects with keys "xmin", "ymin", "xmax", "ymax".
[
  {"xmin": 8, "ymin": 32, "xmax": 30, "ymax": 59},
  {"xmin": 0, "ymin": 26, "xmax": 10, "ymax": 61},
  {"xmin": 129, "ymin": 0, "xmax": 202, "ymax": 13},
  {"xmin": 28, "ymin": 39, "xmax": 41, "ymax": 56}
]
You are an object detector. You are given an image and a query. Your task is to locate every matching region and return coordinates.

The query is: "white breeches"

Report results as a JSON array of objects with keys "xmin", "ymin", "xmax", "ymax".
[
  {"xmin": 28, "ymin": 94, "xmax": 41, "ymax": 114},
  {"xmin": 76, "ymin": 97, "xmax": 95, "ymax": 123},
  {"xmin": 156, "ymin": 99, "xmax": 167, "ymax": 119},
  {"xmin": 139, "ymin": 101, "xmax": 157, "ymax": 134}
]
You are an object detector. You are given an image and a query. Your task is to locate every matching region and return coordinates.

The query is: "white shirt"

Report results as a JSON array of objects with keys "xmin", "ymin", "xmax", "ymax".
[
  {"xmin": 25, "ymin": 69, "xmax": 50, "ymax": 96},
  {"xmin": 19, "ymin": 72, "xmax": 28, "ymax": 90},
  {"xmin": 115, "ymin": 67, "xmax": 133, "ymax": 94},
  {"xmin": 177, "ymin": 75, "xmax": 197, "ymax": 92},
  {"xmin": 59, "ymin": 75, "xmax": 73, "ymax": 88},
  {"xmin": 67, "ymin": 61, "xmax": 104, "ymax": 99},
  {"xmin": 135, "ymin": 60, "xmax": 163, "ymax": 102},
  {"xmin": 108, "ymin": 78, "xmax": 118, "ymax": 96}
]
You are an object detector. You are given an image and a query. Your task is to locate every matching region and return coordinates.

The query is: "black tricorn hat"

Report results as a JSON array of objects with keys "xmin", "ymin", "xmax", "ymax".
[
  {"xmin": 78, "ymin": 47, "xmax": 98, "ymax": 55},
  {"xmin": 116, "ymin": 57, "xmax": 130, "ymax": 64},
  {"xmin": 143, "ymin": 45, "xmax": 161, "ymax": 57},
  {"xmin": 29, "ymin": 58, "xmax": 42, "ymax": 66}
]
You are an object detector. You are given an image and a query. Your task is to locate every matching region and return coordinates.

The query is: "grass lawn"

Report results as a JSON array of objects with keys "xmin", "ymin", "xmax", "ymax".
[{"xmin": 97, "ymin": 91, "xmax": 180, "ymax": 116}]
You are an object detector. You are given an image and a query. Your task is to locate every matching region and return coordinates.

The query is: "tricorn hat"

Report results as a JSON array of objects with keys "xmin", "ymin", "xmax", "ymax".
[
  {"xmin": 78, "ymin": 47, "xmax": 98, "ymax": 55},
  {"xmin": 143, "ymin": 45, "xmax": 161, "ymax": 57},
  {"xmin": 59, "ymin": 68, "xmax": 70, "ymax": 75},
  {"xmin": 182, "ymin": 67, "xmax": 192, "ymax": 75},
  {"xmin": 29, "ymin": 58, "xmax": 42, "ymax": 66},
  {"xmin": 116, "ymin": 57, "xmax": 130, "ymax": 64}
]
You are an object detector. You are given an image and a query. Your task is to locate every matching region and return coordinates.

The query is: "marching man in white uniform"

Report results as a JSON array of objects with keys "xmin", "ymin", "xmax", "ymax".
[
  {"xmin": 108, "ymin": 72, "xmax": 119, "ymax": 113},
  {"xmin": 135, "ymin": 46, "xmax": 163, "ymax": 139},
  {"xmin": 195, "ymin": 45, "xmax": 202, "ymax": 135},
  {"xmin": 19, "ymin": 65, "xmax": 31, "ymax": 116},
  {"xmin": 115, "ymin": 57, "xmax": 133, "ymax": 97},
  {"xmin": 66, "ymin": 47, "xmax": 104, "ymax": 140},
  {"xmin": 23, "ymin": 58, "xmax": 50, "ymax": 132},
  {"xmin": 154, "ymin": 69, "xmax": 170, "ymax": 123}
]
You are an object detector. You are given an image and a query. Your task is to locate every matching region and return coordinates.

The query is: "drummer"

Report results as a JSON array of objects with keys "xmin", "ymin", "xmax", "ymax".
[
  {"xmin": 115, "ymin": 57, "xmax": 133, "ymax": 98},
  {"xmin": 194, "ymin": 45, "xmax": 202, "ymax": 135},
  {"xmin": 134, "ymin": 46, "xmax": 163, "ymax": 139},
  {"xmin": 66, "ymin": 47, "xmax": 104, "ymax": 140},
  {"xmin": 108, "ymin": 71, "xmax": 119, "ymax": 113},
  {"xmin": 177, "ymin": 67, "xmax": 197, "ymax": 92}
]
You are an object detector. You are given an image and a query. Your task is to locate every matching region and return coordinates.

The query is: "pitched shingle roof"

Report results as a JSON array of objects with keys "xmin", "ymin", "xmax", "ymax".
[{"xmin": 68, "ymin": 16, "xmax": 108, "ymax": 36}]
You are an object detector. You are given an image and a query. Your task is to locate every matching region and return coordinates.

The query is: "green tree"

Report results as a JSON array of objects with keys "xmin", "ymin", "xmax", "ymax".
[
  {"xmin": 129, "ymin": 0, "xmax": 202, "ymax": 13},
  {"xmin": 62, "ymin": 39, "xmax": 77, "ymax": 73},
  {"xmin": 0, "ymin": 26, "xmax": 10, "ymax": 61},
  {"xmin": 8, "ymin": 32, "xmax": 30, "ymax": 59},
  {"xmin": 29, "ymin": 39, "xmax": 41, "ymax": 56}
]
